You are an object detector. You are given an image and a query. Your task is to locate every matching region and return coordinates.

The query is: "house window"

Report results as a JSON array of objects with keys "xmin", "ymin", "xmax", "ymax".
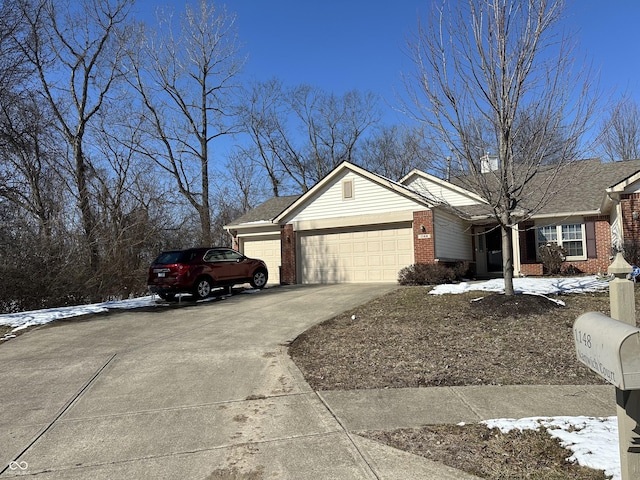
[
  {"xmin": 342, "ymin": 179, "xmax": 354, "ymax": 200},
  {"xmin": 561, "ymin": 224, "xmax": 584, "ymax": 257},
  {"xmin": 537, "ymin": 223, "xmax": 585, "ymax": 260}
]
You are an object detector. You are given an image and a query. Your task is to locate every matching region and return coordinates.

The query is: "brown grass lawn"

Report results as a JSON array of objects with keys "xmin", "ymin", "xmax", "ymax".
[{"xmin": 289, "ymin": 286, "xmax": 630, "ymax": 479}]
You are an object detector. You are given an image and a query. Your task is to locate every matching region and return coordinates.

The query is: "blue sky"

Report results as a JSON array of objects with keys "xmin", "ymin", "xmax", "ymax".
[
  {"xmin": 138, "ymin": 0, "xmax": 640, "ymax": 126},
  {"xmin": 231, "ymin": 0, "xmax": 424, "ymax": 124}
]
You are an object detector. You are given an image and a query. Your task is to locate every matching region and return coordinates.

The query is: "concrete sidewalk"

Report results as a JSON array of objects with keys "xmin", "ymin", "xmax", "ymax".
[
  {"xmin": 321, "ymin": 384, "xmax": 616, "ymax": 480},
  {"xmin": 319, "ymin": 384, "xmax": 616, "ymax": 432},
  {"xmin": 0, "ymin": 284, "xmax": 617, "ymax": 479}
]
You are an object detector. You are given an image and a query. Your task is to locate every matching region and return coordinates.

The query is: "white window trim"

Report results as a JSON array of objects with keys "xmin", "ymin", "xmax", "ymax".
[{"xmin": 536, "ymin": 223, "xmax": 587, "ymax": 262}]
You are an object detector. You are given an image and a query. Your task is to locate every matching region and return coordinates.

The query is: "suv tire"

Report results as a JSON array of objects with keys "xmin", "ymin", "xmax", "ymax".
[
  {"xmin": 194, "ymin": 277, "xmax": 213, "ymax": 299},
  {"xmin": 250, "ymin": 269, "xmax": 268, "ymax": 289}
]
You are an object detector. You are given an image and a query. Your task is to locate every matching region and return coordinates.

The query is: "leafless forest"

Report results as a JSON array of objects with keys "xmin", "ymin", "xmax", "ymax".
[{"xmin": 1, "ymin": 0, "xmax": 638, "ymax": 311}]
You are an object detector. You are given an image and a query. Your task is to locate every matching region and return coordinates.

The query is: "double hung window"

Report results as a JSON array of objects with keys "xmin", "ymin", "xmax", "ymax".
[{"xmin": 536, "ymin": 223, "xmax": 586, "ymax": 260}]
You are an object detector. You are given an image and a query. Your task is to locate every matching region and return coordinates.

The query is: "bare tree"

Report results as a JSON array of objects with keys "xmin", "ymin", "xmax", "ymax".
[
  {"xmin": 127, "ymin": 0, "xmax": 244, "ymax": 245},
  {"xmin": 237, "ymin": 78, "xmax": 290, "ymax": 197},
  {"xmin": 0, "ymin": 92, "xmax": 63, "ymax": 241},
  {"xmin": 290, "ymin": 85, "xmax": 380, "ymax": 188},
  {"xmin": 0, "ymin": 0, "xmax": 32, "ymax": 94},
  {"xmin": 238, "ymin": 80, "xmax": 380, "ymax": 194},
  {"xmin": 360, "ymin": 125, "xmax": 434, "ymax": 180},
  {"xmin": 16, "ymin": 0, "xmax": 133, "ymax": 273},
  {"xmin": 88, "ymin": 104, "xmax": 169, "ymax": 296},
  {"xmin": 224, "ymin": 150, "xmax": 266, "ymax": 213},
  {"xmin": 600, "ymin": 98, "xmax": 640, "ymax": 162},
  {"xmin": 406, "ymin": 0, "xmax": 597, "ymax": 295}
]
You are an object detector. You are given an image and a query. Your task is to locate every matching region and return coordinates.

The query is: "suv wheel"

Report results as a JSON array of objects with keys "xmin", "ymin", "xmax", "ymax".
[
  {"xmin": 194, "ymin": 277, "xmax": 212, "ymax": 299},
  {"xmin": 250, "ymin": 269, "xmax": 268, "ymax": 289}
]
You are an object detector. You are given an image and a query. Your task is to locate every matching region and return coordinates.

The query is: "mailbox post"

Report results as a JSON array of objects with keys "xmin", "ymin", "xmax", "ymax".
[
  {"xmin": 609, "ymin": 253, "xmax": 640, "ymax": 480},
  {"xmin": 575, "ymin": 253, "xmax": 640, "ymax": 479}
]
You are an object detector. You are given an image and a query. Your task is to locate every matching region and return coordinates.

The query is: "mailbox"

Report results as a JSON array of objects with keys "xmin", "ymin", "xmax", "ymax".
[{"xmin": 574, "ymin": 312, "xmax": 640, "ymax": 390}]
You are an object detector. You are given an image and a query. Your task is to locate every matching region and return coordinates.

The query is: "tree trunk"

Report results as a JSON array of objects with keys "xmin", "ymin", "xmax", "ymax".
[
  {"xmin": 199, "ymin": 206, "xmax": 212, "ymax": 246},
  {"xmin": 200, "ymin": 153, "xmax": 211, "ymax": 246},
  {"xmin": 74, "ymin": 138, "xmax": 99, "ymax": 272},
  {"xmin": 501, "ymin": 222, "xmax": 515, "ymax": 296}
]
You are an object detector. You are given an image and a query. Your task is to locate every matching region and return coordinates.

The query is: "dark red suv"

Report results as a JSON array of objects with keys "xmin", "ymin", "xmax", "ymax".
[{"xmin": 147, "ymin": 247, "xmax": 269, "ymax": 300}]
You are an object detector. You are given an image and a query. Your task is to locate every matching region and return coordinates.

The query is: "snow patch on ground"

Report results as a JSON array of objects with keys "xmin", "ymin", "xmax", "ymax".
[
  {"xmin": 483, "ymin": 416, "xmax": 620, "ymax": 480},
  {"xmin": 430, "ymin": 275, "xmax": 609, "ymax": 296},
  {"xmin": 0, "ymin": 289, "xmax": 261, "ymax": 337}
]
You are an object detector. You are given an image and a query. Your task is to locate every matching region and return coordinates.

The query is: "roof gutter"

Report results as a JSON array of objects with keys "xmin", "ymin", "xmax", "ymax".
[
  {"xmin": 223, "ymin": 221, "xmax": 281, "ymax": 240},
  {"xmin": 527, "ymin": 210, "xmax": 602, "ymax": 219}
]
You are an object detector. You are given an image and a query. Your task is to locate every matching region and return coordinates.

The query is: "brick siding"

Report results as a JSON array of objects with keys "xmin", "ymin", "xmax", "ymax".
[
  {"xmin": 520, "ymin": 263, "xmax": 544, "ymax": 276},
  {"xmin": 519, "ymin": 216, "xmax": 611, "ymax": 276},
  {"xmin": 621, "ymin": 193, "xmax": 640, "ymax": 244},
  {"xmin": 280, "ymin": 224, "xmax": 296, "ymax": 284},
  {"xmin": 413, "ymin": 210, "xmax": 436, "ymax": 263}
]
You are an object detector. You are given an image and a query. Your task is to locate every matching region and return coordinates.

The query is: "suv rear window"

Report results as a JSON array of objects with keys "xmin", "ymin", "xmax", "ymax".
[{"xmin": 154, "ymin": 251, "xmax": 197, "ymax": 265}]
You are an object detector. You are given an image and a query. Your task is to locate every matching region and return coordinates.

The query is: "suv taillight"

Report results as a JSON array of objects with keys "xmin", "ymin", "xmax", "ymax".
[{"xmin": 176, "ymin": 264, "xmax": 190, "ymax": 276}]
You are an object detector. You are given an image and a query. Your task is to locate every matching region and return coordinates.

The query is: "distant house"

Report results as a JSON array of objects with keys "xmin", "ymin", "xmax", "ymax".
[{"xmin": 224, "ymin": 159, "xmax": 640, "ymax": 284}]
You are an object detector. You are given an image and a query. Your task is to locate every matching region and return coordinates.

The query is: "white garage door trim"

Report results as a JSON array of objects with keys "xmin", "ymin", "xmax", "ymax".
[
  {"xmin": 299, "ymin": 224, "xmax": 413, "ymax": 284},
  {"xmin": 241, "ymin": 235, "xmax": 281, "ymax": 285}
]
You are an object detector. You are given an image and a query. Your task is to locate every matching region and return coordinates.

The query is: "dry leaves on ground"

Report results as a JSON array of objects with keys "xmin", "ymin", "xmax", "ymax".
[
  {"xmin": 361, "ymin": 424, "xmax": 609, "ymax": 480},
  {"xmin": 288, "ymin": 286, "xmax": 627, "ymax": 480},
  {"xmin": 289, "ymin": 287, "xmax": 615, "ymax": 390}
]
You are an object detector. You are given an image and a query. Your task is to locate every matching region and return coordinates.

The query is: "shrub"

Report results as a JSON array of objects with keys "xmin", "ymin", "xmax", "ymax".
[
  {"xmin": 398, "ymin": 262, "xmax": 469, "ymax": 286},
  {"xmin": 538, "ymin": 243, "xmax": 566, "ymax": 275},
  {"xmin": 561, "ymin": 264, "xmax": 582, "ymax": 276},
  {"xmin": 617, "ymin": 240, "xmax": 640, "ymax": 266}
]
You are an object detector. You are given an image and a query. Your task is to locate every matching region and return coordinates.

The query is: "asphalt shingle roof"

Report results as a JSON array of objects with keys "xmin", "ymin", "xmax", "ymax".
[
  {"xmin": 532, "ymin": 158, "xmax": 640, "ymax": 214},
  {"xmin": 228, "ymin": 160, "xmax": 640, "ymax": 227},
  {"xmin": 226, "ymin": 195, "xmax": 301, "ymax": 226},
  {"xmin": 452, "ymin": 159, "xmax": 640, "ymax": 218}
]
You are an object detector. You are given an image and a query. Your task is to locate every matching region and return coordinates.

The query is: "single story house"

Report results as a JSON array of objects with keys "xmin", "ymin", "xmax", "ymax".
[{"xmin": 224, "ymin": 159, "xmax": 640, "ymax": 284}]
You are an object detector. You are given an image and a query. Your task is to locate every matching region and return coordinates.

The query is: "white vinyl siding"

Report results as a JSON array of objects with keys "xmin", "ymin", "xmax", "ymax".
[
  {"xmin": 433, "ymin": 211, "xmax": 473, "ymax": 261},
  {"xmin": 242, "ymin": 235, "xmax": 281, "ymax": 284},
  {"xmin": 299, "ymin": 225, "xmax": 413, "ymax": 283},
  {"xmin": 288, "ymin": 171, "xmax": 423, "ymax": 223},
  {"xmin": 405, "ymin": 177, "xmax": 482, "ymax": 207}
]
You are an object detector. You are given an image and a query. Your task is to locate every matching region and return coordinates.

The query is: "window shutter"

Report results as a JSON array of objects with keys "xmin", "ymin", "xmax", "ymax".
[
  {"xmin": 586, "ymin": 221, "xmax": 597, "ymax": 258},
  {"xmin": 525, "ymin": 228, "xmax": 537, "ymax": 262}
]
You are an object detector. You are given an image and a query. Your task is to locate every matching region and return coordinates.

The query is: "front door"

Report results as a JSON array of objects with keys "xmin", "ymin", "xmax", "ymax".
[
  {"xmin": 474, "ymin": 227, "xmax": 487, "ymax": 276},
  {"xmin": 485, "ymin": 227, "xmax": 503, "ymax": 272}
]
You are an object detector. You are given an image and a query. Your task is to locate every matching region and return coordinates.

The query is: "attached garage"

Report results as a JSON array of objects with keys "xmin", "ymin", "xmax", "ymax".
[
  {"xmin": 225, "ymin": 162, "xmax": 477, "ymax": 286},
  {"xmin": 298, "ymin": 224, "xmax": 414, "ymax": 283},
  {"xmin": 241, "ymin": 235, "xmax": 281, "ymax": 285}
]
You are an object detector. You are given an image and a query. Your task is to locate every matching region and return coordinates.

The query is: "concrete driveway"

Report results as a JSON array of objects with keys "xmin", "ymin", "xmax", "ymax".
[{"xmin": 1, "ymin": 283, "xmax": 414, "ymax": 479}]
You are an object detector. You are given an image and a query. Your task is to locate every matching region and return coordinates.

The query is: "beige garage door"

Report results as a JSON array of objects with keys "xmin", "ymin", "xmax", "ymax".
[
  {"xmin": 299, "ymin": 225, "xmax": 413, "ymax": 283},
  {"xmin": 242, "ymin": 236, "xmax": 281, "ymax": 285}
]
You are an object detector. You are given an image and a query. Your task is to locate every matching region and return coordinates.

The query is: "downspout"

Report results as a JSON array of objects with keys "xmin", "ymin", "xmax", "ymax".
[
  {"xmin": 606, "ymin": 190, "xmax": 623, "ymax": 252},
  {"xmin": 511, "ymin": 222, "xmax": 522, "ymax": 277},
  {"xmin": 227, "ymin": 229, "xmax": 239, "ymax": 251}
]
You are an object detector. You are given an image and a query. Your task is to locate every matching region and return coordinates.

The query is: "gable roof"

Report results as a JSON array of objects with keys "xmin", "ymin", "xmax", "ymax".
[
  {"xmin": 226, "ymin": 159, "xmax": 640, "ymax": 229},
  {"xmin": 225, "ymin": 195, "xmax": 300, "ymax": 227},
  {"xmin": 273, "ymin": 161, "xmax": 439, "ymax": 223},
  {"xmin": 400, "ymin": 169, "xmax": 487, "ymax": 205},
  {"xmin": 606, "ymin": 166, "xmax": 640, "ymax": 193}
]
